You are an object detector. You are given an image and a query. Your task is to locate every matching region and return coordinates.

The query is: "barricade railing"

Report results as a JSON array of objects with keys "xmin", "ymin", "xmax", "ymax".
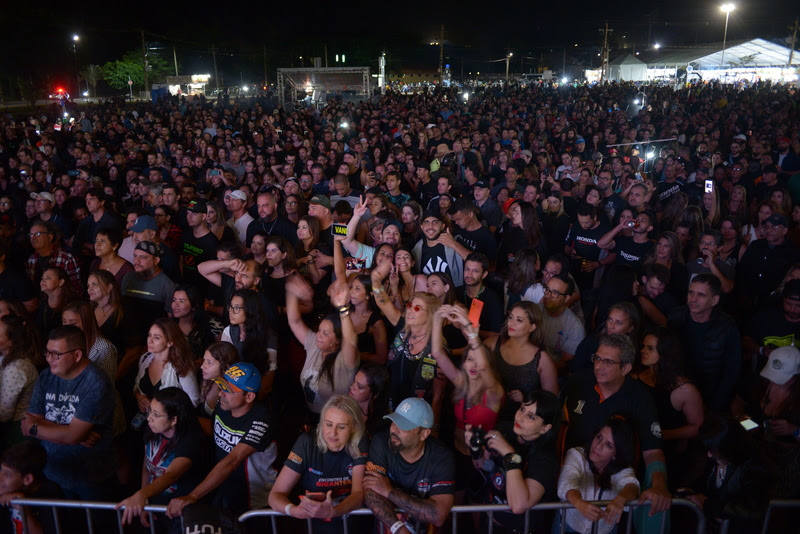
[
  {"xmin": 9, "ymin": 498, "xmax": 175, "ymax": 534},
  {"xmin": 238, "ymin": 498, "xmax": 707, "ymax": 534},
  {"xmin": 760, "ymin": 499, "xmax": 800, "ymax": 534}
]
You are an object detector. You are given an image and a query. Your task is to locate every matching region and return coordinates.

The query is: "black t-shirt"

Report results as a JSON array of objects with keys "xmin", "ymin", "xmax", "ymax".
[
  {"xmin": 144, "ymin": 427, "xmax": 208, "ymax": 503},
  {"xmin": 746, "ymin": 305, "xmax": 800, "ymax": 351},
  {"xmin": 0, "ymin": 266, "xmax": 36, "ymax": 303},
  {"xmin": 562, "ymin": 370, "xmax": 662, "ymax": 452},
  {"xmin": 655, "ymin": 181, "xmax": 686, "ymax": 211},
  {"xmin": 420, "ymin": 243, "xmax": 452, "ymax": 278},
  {"xmin": 453, "ymin": 225, "xmax": 497, "ymax": 259},
  {"xmin": 459, "ymin": 285, "xmax": 504, "ymax": 333},
  {"xmin": 601, "ymin": 193, "xmax": 625, "ymax": 222},
  {"xmin": 367, "ymin": 430, "xmax": 455, "ymax": 499},
  {"xmin": 181, "ymin": 230, "xmax": 220, "ymax": 290},
  {"xmin": 613, "ymin": 236, "xmax": 654, "ymax": 270},
  {"xmin": 566, "ymin": 221, "xmax": 609, "ymax": 289},
  {"xmin": 284, "ymin": 432, "xmax": 369, "ymax": 502}
]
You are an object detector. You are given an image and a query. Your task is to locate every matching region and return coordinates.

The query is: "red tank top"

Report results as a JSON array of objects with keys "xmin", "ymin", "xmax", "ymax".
[{"xmin": 454, "ymin": 390, "xmax": 500, "ymax": 430}]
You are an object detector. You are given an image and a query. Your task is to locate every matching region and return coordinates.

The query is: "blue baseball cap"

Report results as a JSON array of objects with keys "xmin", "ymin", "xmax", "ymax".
[
  {"xmin": 215, "ymin": 362, "xmax": 261, "ymax": 393},
  {"xmin": 130, "ymin": 215, "xmax": 157, "ymax": 232},
  {"xmin": 384, "ymin": 397, "xmax": 434, "ymax": 430}
]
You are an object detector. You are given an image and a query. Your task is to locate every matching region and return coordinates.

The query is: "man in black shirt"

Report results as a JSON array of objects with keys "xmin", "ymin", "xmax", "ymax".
[
  {"xmin": 181, "ymin": 200, "xmax": 219, "ymax": 291},
  {"xmin": 597, "ymin": 210, "xmax": 655, "ymax": 272},
  {"xmin": 458, "ymin": 252, "xmax": 503, "ymax": 335},
  {"xmin": 596, "ymin": 170, "xmax": 625, "ymax": 222},
  {"xmin": 245, "ymin": 190, "xmax": 298, "ymax": 248},
  {"xmin": 737, "ymin": 213, "xmax": 800, "ymax": 306},
  {"xmin": 412, "ymin": 210, "xmax": 464, "ymax": 286},
  {"xmin": 743, "ymin": 279, "xmax": 800, "ymax": 368},
  {"xmin": 561, "ymin": 334, "xmax": 671, "ymax": 514},
  {"xmin": 445, "ymin": 198, "xmax": 497, "ymax": 261},
  {"xmin": 565, "ymin": 202, "xmax": 609, "ymax": 290},
  {"xmin": 364, "ymin": 398, "xmax": 455, "ymax": 533}
]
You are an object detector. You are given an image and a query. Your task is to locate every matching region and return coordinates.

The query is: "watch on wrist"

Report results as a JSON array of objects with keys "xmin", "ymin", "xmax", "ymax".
[
  {"xmin": 29, "ymin": 423, "xmax": 38, "ymax": 437},
  {"xmin": 503, "ymin": 452, "xmax": 523, "ymax": 471}
]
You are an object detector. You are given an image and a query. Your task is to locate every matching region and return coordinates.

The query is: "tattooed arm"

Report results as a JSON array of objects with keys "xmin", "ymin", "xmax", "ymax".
[
  {"xmin": 364, "ymin": 488, "xmax": 408, "ymax": 532},
  {"xmin": 386, "ymin": 490, "xmax": 453, "ymax": 527}
]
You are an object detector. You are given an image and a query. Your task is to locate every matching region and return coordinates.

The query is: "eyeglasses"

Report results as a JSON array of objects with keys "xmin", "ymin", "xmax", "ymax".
[
  {"xmin": 228, "ymin": 305, "xmax": 245, "ymax": 313},
  {"xmin": 543, "ymin": 286, "xmax": 566, "ymax": 298},
  {"xmin": 45, "ymin": 349, "xmax": 77, "ymax": 360},
  {"xmin": 405, "ymin": 302, "xmax": 426, "ymax": 313},
  {"xmin": 146, "ymin": 408, "xmax": 168, "ymax": 418},
  {"xmin": 764, "ymin": 224, "xmax": 784, "ymax": 231},
  {"xmin": 542, "ymin": 268, "xmax": 560, "ymax": 277},
  {"xmin": 28, "ymin": 231, "xmax": 51, "ymax": 238},
  {"xmin": 592, "ymin": 354, "xmax": 623, "ymax": 367}
]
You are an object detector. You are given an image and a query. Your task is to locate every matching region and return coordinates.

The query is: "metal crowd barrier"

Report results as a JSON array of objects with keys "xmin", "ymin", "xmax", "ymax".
[
  {"xmin": 760, "ymin": 499, "xmax": 800, "ymax": 534},
  {"xmin": 9, "ymin": 498, "xmax": 176, "ymax": 534},
  {"xmin": 238, "ymin": 498, "xmax": 707, "ymax": 534}
]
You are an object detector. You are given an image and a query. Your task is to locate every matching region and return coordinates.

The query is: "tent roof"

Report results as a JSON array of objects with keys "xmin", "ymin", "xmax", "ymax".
[
  {"xmin": 277, "ymin": 67, "xmax": 370, "ymax": 91},
  {"xmin": 610, "ymin": 54, "xmax": 646, "ymax": 66},
  {"xmin": 642, "ymin": 38, "xmax": 799, "ymax": 68}
]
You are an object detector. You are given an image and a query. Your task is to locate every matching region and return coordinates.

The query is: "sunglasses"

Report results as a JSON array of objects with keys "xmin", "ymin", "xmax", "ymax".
[{"xmin": 405, "ymin": 302, "xmax": 426, "ymax": 313}]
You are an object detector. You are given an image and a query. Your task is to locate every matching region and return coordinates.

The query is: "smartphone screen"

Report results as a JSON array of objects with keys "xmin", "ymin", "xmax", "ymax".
[
  {"xmin": 704, "ymin": 179, "xmax": 713, "ymax": 194},
  {"xmin": 740, "ymin": 418, "xmax": 758, "ymax": 431}
]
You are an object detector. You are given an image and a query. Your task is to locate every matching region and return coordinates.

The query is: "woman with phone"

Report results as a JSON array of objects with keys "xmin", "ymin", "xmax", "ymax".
[{"xmin": 268, "ymin": 395, "xmax": 368, "ymax": 534}]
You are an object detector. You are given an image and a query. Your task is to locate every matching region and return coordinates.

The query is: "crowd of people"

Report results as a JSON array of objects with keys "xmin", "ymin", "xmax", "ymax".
[{"xmin": 0, "ymin": 80, "xmax": 799, "ymax": 533}]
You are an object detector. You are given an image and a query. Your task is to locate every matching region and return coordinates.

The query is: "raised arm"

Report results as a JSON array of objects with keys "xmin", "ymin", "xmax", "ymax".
[
  {"xmin": 332, "ymin": 234, "xmax": 347, "ymax": 283},
  {"xmin": 198, "ymin": 258, "xmax": 241, "ymax": 288},
  {"xmin": 342, "ymin": 196, "xmax": 370, "ymax": 256},
  {"xmin": 596, "ymin": 219, "xmax": 626, "ymax": 250},
  {"xmin": 430, "ymin": 306, "xmax": 464, "ymax": 387},
  {"xmin": 330, "ymin": 280, "xmax": 360, "ymax": 369},
  {"xmin": 285, "ymin": 274, "xmax": 314, "ymax": 343},
  {"xmin": 370, "ymin": 261, "xmax": 402, "ymax": 326}
]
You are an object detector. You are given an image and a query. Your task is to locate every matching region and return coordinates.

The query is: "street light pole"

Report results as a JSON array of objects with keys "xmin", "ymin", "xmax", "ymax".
[
  {"xmin": 505, "ymin": 52, "xmax": 513, "ymax": 84},
  {"xmin": 72, "ymin": 34, "xmax": 80, "ymax": 98},
  {"xmin": 720, "ymin": 3, "xmax": 735, "ymax": 70}
]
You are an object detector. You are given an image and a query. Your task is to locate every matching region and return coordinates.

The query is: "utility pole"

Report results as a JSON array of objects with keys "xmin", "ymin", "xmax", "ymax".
[
  {"xmin": 141, "ymin": 30, "xmax": 149, "ymax": 94},
  {"xmin": 173, "ymin": 46, "xmax": 179, "ymax": 76},
  {"xmin": 438, "ymin": 24, "xmax": 444, "ymax": 84},
  {"xmin": 599, "ymin": 22, "xmax": 614, "ymax": 81},
  {"xmin": 788, "ymin": 18, "xmax": 799, "ymax": 68},
  {"xmin": 263, "ymin": 45, "xmax": 268, "ymax": 86},
  {"xmin": 211, "ymin": 43, "xmax": 219, "ymax": 90},
  {"xmin": 324, "ymin": 43, "xmax": 328, "ymax": 68}
]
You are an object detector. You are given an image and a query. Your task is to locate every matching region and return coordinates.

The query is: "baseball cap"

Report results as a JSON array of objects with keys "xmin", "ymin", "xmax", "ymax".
[
  {"xmin": 520, "ymin": 149, "xmax": 533, "ymax": 158},
  {"xmin": 474, "ymin": 179, "xmax": 490, "ymax": 189},
  {"xmin": 215, "ymin": 362, "xmax": 262, "ymax": 393},
  {"xmin": 384, "ymin": 397, "xmax": 434, "ymax": 430},
  {"xmin": 760, "ymin": 346, "xmax": 800, "ymax": 385},
  {"xmin": 31, "ymin": 192, "xmax": 55, "ymax": 203},
  {"xmin": 733, "ymin": 134, "xmax": 747, "ymax": 141},
  {"xmin": 383, "ymin": 219, "xmax": 403, "ymax": 233},
  {"xmin": 187, "ymin": 199, "xmax": 207, "ymax": 213},
  {"xmin": 310, "ymin": 195, "xmax": 331, "ymax": 210},
  {"xmin": 229, "ymin": 190, "xmax": 247, "ymax": 202},
  {"xmin": 422, "ymin": 209, "xmax": 444, "ymax": 223},
  {"xmin": 135, "ymin": 240, "xmax": 164, "ymax": 258},
  {"xmin": 130, "ymin": 215, "xmax": 158, "ymax": 232},
  {"xmin": 783, "ymin": 279, "xmax": 800, "ymax": 300},
  {"xmin": 575, "ymin": 137, "xmax": 586, "ymax": 144},
  {"xmin": 765, "ymin": 213, "xmax": 788, "ymax": 227}
]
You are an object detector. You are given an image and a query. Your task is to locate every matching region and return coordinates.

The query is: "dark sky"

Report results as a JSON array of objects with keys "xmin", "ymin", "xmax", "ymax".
[{"xmin": 2, "ymin": 1, "xmax": 797, "ymax": 90}]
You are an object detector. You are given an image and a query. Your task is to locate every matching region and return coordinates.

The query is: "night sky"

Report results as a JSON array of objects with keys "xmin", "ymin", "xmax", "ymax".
[{"xmin": 2, "ymin": 0, "xmax": 797, "ymax": 91}]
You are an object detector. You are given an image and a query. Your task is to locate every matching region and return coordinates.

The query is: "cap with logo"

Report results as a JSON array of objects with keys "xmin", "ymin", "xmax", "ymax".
[
  {"xmin": 310, "ymin": 195, "xmax": 331, "ymax": 210},
  {"xmin": 130, "ymin": 215, "xmax": 158, "ymax": 232},
  {"xmin": 187, "ymin": 200, "xmax": 207, "ymax": 213},
  {"xmin": 135, "ymin": 240, "xmax": 164, "ymax": 258},
  {"xmin": 214, "ymin": 362, "xmax": 262, "ymax": 393},
  {"xmin": 473, "ymin": 179, "xmax": 490, "ymax": 189},
  {"xmin": 31, "ymin": 192, "xmax": 55, "ymax": 203},
  {"xmin": 229, "ymin": 190, "xmax": 247, "ymax": 202},
  {"xmin": 760, "ymin": 346, "xmax": 800, "ymax": 385},
  {"xmin": 384, "ymin": 397, "xmax": 434, "ymax": 430}
]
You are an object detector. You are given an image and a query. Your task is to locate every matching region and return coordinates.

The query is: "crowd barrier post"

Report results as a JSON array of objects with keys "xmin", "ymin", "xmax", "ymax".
[{"xmin": 760, "ymin": 499, "xmax": 800, "ymax": 534}]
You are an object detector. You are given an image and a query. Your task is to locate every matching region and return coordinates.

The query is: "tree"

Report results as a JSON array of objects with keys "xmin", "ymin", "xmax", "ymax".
[
  {"xmin": 16, "ymin": 76, "xmax": 44, "ymax": 107},
  {"xmin": 80, "ymin": 65, "xmax": 102, "ymax": 97},
  {"xmin": 101, "ymin": 49, "xmax": 173, "ymax": 92}
]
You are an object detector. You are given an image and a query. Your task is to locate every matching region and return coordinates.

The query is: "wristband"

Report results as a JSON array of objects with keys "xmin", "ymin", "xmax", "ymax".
[
  {"xmin": 284, "ymin": 503, "xmax": 294, "ymax": 516},
  {"xmin": 390, "ymin": 520, "xmax": 405, "ymax": 534},
  {"xmin": 648, "ymin": 460, "xmax": 667, "ymax": 476},
  {"xmin": 338, "ymin": 305, "xmax": 350, "ymax": 314},
  {"xmin": 467, "ymin": 331, "xmax": 479, "ymax": 339}
]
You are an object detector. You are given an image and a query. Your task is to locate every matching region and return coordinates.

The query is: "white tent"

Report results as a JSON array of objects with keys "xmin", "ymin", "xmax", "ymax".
[{"xmin": 608, "ymin": 54, "xmax": 647, "ymax": 82}]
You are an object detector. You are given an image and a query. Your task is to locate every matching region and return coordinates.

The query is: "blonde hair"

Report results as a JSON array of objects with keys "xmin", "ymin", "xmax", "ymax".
[
  {"xmin": 401, "ymin": 292, "xmax": 441, "ymax": 338},
  {"xmin": 316, "ymin": 395, "xmax": 365, "ymax": 458}
]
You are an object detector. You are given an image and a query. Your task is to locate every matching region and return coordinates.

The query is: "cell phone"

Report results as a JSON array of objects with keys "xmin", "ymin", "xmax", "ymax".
[
  {"xmin": 740, "ymin": 418, "xmax": 759, "ymax": 431},
  {"xmin": 346, "ymin": 258, "xmax": 366, "ymax": 271},
  {"xmin": 305, "ymin": 492, "xmax": 326, "ymax": 502},
  {"xmin": 67, "ymin": 170, "xmax": 80, "ymax": 177},
  {"xmin": 209, "ymin": 169, "xmax": 222, "ymax": 177},
  {"xmin": 704, "ymin": 179, "xmax": 713, "ymax": 194},
  {"xmin": 332, "ymin": 223, "xmax": 348, "ymax": 236},
  {"xmin": 468, "ymin": 299, "xmax": 484, "ymax": 329}
]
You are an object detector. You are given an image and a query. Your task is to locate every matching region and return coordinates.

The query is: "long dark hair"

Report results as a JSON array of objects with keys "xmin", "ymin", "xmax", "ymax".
[
  {"xmin": 584, "ymin": 417, "xmax": 636, "ymax": 490},
  {"xmin": 143, "ymin": 387, "xmax": 200, "ymax": 457},
  {"xmin": 172, "ymin": 284, "xmax": 209, "ymax": 331},
  {"xmin": 506, "ymin": 248, "xmax": 540, "ymax": 296},
  {"xmin": 151, "ymin": 318, "xmax": 195, "ymax": 378},
  {"xmin": 647, "ymin": 327, "xmax": 687, "ymax": 391},
  {"xmin": 0, "ymin": 315, "xmax": 43, "ymax": 369},
  {"xmin": 520, "ymin": 390, "xmax": 561, "ymax": 446},
  {"xmin": 517, "ymin": 201, "xmax": 543, "ymax": 248},
  {"xmin": 317, "ymin": 314, "xmax": 343, "ymax": 389},
  {"xmin": 229, "ymin": 289, "xmax": 274, "ymax": 372}
]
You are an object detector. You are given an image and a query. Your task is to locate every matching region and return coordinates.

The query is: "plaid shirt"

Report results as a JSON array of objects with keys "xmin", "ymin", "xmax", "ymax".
[{"xmin": 26, "ymin": 248, "xmax": 82, "ymax": 292}]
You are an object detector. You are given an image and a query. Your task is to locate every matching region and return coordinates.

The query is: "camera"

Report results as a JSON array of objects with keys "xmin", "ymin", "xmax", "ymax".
[{"xmin": 469, "ymin": 427, "xmax": 488, "ymax": 457}]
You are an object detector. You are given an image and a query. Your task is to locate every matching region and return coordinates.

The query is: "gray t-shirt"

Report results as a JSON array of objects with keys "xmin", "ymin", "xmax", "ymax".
[
  {"xmin": 28, "ymin": 363, "xmax": 115, "ymax": 489},
  {"xmin": 537, "ymin": 305, "xmax": 586, "ymax": 362},
  {"xmin": 300, "ymin": 331, "xmax": 358, "ymax": 414}
]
